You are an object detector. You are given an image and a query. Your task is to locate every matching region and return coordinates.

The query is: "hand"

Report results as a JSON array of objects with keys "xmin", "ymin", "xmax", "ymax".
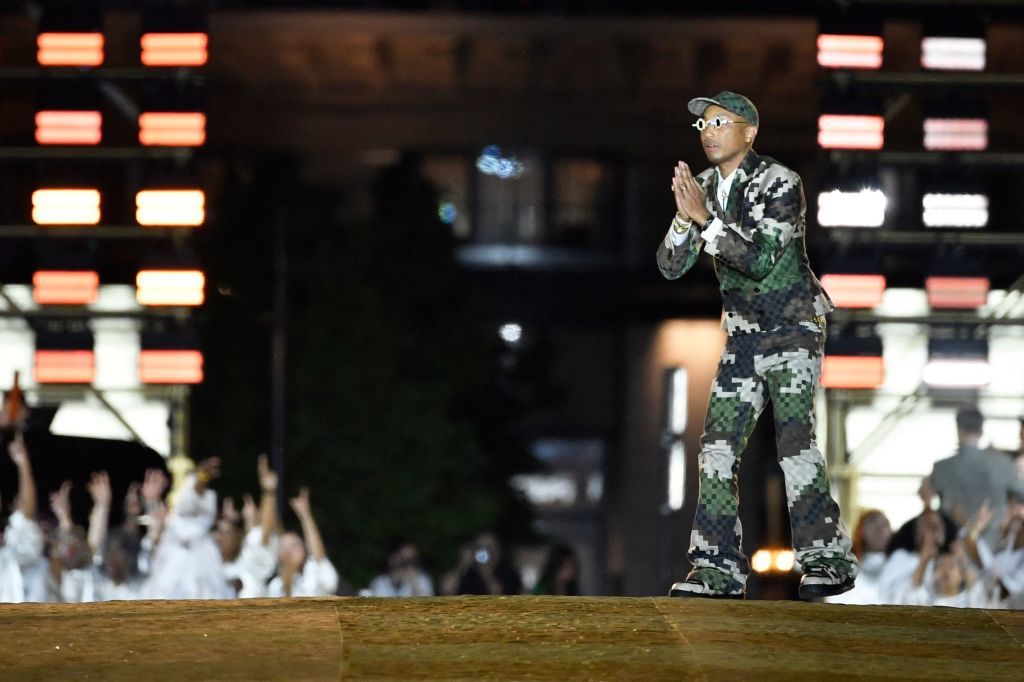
[
  {"xmin": 972, "ymin": 500, "xmax": 994, "ymax": 536},
  {"xmin": 87, "ymin": 471, "xmax": 112, "ymax": 507},
  {"xmin": 672, "ymin": 162, "xmax": 710, "ymax": 225},
  {"xmin": 919, "ymin": 532, "xmax": 939, "ymax": 561},
  {"xmin": 918, "ymin": 478, "xmax": 935, "ymax": 510},
  {"xmin": 50, "ymin": 480, "xmax": 73, "ymax": 527},
  {"xmin": 289, "ymin": 487, "xmax": 311, "ymax": 519},
  {"xmin": 257, "ymin": 454, "xmax": 278, "ymax": 493},
  {"xmin": 141, "ymin": 468, "xmax": 170, "ymax": 503},
  {"xmin": 8, "ymin": 434, "xmax": 28, "ymax": 468}
]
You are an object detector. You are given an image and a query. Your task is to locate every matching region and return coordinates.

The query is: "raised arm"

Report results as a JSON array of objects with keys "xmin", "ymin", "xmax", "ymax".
[
  {"xmin": 8, "ymin": 435, "xmax": 36, "ymax": 519},
  {"xmin": 86, "ymin": 471, "xmax": 112, "ymax": 556},
  {"xmin": 257, "ymin": 454, "xmax": 280, "ymax": 545},
  {"xmin": 289, "ymin": 487, "xmax": 326, "ymax": 562}
]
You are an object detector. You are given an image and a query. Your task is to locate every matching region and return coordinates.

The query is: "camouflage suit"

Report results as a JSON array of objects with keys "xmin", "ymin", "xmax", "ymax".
[{"xmin": 657, "ymin": 149, "xmax": 857, "ymax": 595}]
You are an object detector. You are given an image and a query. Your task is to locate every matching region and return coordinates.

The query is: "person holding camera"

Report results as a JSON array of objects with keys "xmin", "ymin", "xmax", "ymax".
[{"xmin": 450, "ymin": 531, "xmax": 522, "ymax": 596}]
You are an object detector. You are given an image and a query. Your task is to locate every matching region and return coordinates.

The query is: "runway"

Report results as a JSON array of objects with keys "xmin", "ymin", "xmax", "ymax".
[{"xmin": 0, "ymin": 596, "xmax": 1021, "ymax": 680}]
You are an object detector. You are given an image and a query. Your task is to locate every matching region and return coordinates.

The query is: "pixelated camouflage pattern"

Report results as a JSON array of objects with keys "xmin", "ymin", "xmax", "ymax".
[
  {"xmin": 685, "ymin": 322, "xmax": 857, "ymax": 590},
  {"xmin": 656, "ymin": 150, "xmax": 834, "ymax": 336}
]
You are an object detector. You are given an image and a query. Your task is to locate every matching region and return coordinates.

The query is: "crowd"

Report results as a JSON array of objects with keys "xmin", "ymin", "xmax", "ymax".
[
  {"xmin": 830, "ymin": 409, "xmax": 1024, "ymax": 609},
  {"xmin": 3, "ymin": 406, "xmax": 1021, "ymax": 606},
  {"xmin": 0, "ymin": 435, "xmax": 580, "ymax": 603}
]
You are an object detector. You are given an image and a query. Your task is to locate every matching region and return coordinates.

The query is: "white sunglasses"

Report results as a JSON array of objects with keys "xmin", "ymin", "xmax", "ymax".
[{"xmin": 692, "ymin": 116, "xmax": 748, "ymax": 132}]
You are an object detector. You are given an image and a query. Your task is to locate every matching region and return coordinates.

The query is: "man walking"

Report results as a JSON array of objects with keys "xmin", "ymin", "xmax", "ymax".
[{"xmin": 657, "ymin": 91, "xmax": 857, "ymax": 600}]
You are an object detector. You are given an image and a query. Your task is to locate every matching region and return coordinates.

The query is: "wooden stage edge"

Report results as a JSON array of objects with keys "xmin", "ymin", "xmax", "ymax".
[{"xmin": 1, "ymin": 596, "xmax": 1022, "ymax": 680}]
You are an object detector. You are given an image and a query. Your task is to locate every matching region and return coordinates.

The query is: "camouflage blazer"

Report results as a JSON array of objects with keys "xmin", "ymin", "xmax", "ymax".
[{"xmin": 656, "ymin": 150, "xmax": 834, "ymax": 335}]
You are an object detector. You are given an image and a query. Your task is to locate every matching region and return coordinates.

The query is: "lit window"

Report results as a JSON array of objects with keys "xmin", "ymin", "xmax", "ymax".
[
  {"xmin": 141, "ymin": 32, "xmax": 208, "ymax": 67},
  {"xmin": 136, "ymin": 270, "xmax": 205, "ymax": 306},
  {"xmin": 136, "ymin": 190, "xmax": 205, "ymax": 226},
  {"xmin": 139, "ymin": 350, "xmax": 204, "ymax": 384},
  {"xmin": 139, "ymin": 112, "xmax": 206, "ymax": 146},
  {"xmin": 921, "ymin": 37, "xmax": 985, "ymax": 71},
  {"xmin": 923, "ymin": 118, "xmax": 988, "ymax": 151},
  {"xmin": 817, "ymin": 34, "xmax": 884, "ymax": 69},
  {"xmin": 922, "ymin": 193, "xmax": 988, "ymax": 228},
  {"xmin": 818, "ymin": 114, "xmax": 884, "ymax": 150},
  {"xmin": 33, "ymin": 271, "xmax": 99, "ymax": 305},
  {"xmin": 35, "ymin": 350, "xmax": 95, "ymax": 384},
  {"xmin": 820, "ymin": 274, "xmax": 886, "ymax": 308},
  {"xmin": 926, "ymin": 276, "xmax": 989, "ymax": 309},
  {"xmin": 818, "ymin": 189, "xmax": 886, "ymax": 228},
  {"xmin": 35, "ymin": 111, "xmax": 102, "ymax": 145},
  {"xmin": 37, "ymin": 32, "xmax": 104, "ymax": 67},
  {"xmin": 32, "ymin": 189, "xmax": 101, "ymax": 226}
]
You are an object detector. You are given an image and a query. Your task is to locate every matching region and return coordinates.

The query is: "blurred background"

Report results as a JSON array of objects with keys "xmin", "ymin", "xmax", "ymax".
[{"xmin": 0, "ymin": 0, "xmax": 1022, "ymax": 600}]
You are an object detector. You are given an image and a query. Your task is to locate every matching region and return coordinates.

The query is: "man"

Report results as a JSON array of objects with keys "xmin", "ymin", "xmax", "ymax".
[
  {"xmin": 657, "ymin": 91, "xmax": 857, "ymax": 600},
  {"xmin": 928, "ymin": 407, "xmax": 1024, "ymax": 549}
]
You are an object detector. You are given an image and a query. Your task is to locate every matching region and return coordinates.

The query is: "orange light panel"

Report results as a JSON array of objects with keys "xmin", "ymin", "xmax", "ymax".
[
  {"xmin": 136, "ymin": 270, "xmax": 205, "ymax": 306},
  {"xmin": 925, "ymin": 276, "xmax": 990, "ymax": 309},
  {"xmin": 37, "ymin": 32, "xmax": 104, "ymax": 66},
  {"xmin": 32, "ymin": 271, "xmax": 99, "ymax": 305},
  {"xmin": 136, "ymin": 190, "xmax": 205, "ymax": 226},
  {"xmin": 817, "ymin": 34, "xmax": 884, "ymax": 69},
  {"xmin": 141, "ymin": 32, "xmax": 208, "ymax": 66},
  {"xmin": 139, "ymin": 350, "xmax": 204, "ymax": 384},
  {"xmin": 32, "ymin": 189, "xmax": 101, "ymax": 225},
  {"xmin": 34, "ymin": 350, "xmax": 95, "ymax": 384},
  {"xmin": 818, "ymin": 114, "xmax": 885, "ymax": 150},
  {"xmin": 139, "ymin": 112, "xmax": 206, "ymax": 146},
  {"xmin": 821, "ymin": 356, "xmax": 884, "ymax": 389},
  {"xmin": 35, "ymin": 110, "xmax": 102, "ymax": 145},
  {"xmin": 820, "ymin": 274, "xmax": 886, "ymax": 308}
]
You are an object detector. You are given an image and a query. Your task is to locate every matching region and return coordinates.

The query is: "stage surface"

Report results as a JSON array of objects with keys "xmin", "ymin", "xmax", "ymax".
[{"xmin": 1, "ymin": 596, "xmax": 1022, "ymax": 679}]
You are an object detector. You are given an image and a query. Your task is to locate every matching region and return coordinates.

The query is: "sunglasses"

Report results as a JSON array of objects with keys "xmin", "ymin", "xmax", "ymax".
[{"xmin": 692, "ymin": 116, "xmax": 749, "ymax": 132}]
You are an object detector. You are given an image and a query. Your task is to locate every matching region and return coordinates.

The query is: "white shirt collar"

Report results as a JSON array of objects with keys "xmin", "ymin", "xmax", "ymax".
[{"xmin": 715, "ymin": 167, "xmax": 737, "ymax": 211}]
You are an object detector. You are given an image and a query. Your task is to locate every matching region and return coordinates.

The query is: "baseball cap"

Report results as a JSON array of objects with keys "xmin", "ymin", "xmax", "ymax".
[{"xmin": 687, "ymin": 91, "xmax": 759, "ymax": 127}]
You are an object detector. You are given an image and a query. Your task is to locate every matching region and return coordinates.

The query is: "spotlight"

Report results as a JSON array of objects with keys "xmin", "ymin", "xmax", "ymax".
[
  {"xmin": 141, "ymin": 33, "xmax": 208, "ymax": 67},
  {"xmin": 498, "ymin": 323, "xmax": 523, "ymax": 344},
  {"xmin": 922, "ymin": 193, "xmax": 988, "ymax": 228},
  {"xmin": 136, "ymin": 190, "xmax": 205, "ymax": 227},
  {"xmin": 32, "ymin": 271, "xmax": 100, "ymax": 305},
  {"xmin": 32, "ymin": 189, "xmax": 101, "ymax": 226},
  {"xmin": 35, "ymin": 111, "xmax": 102, "ymax": 146},
  {"xmin": 139, "ymin": 112, "xmax": 206, "ymax": 147},
  {"xmin": 818, "ymin": 114, "xmax": 884, "ymax": 150},
  {"xmin": 136, "ymin": 270, "xmax": 205, "ymax": 306},
  {"xmin": 818, "ymin": 189, "xmax": 886, "ymax": 228}
]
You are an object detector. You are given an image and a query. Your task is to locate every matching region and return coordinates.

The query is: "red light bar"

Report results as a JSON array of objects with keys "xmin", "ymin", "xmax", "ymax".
[
  {"xmin": 32, "ymin": 271, "xmax": 99, "ymax": 305},
  {"xmin": 35, "ymin": 111, "xmax": 102, "ymax": 145},
  {"xmin": 820, "ymin": 274, "xmax": 886, "ymax": 308},
  {"xmin": 821, "ymin": 356, "xmax": 884, "ymax": 389},
  {"xmin": 139, "ymin": 350, "xmax": 203, "ymax": 384},
  {"xmin": 37, "ymin": 32, "xmax": 104, "ymax": 67},
  {"xmin": 139, "ymin": 112, "xmax": 206, "ymax": 146},
  {"xmin": 923, "ymin": 118, "xmax": 988, "ymax": 151},
  {"xmin": 817, "ymin": 34, "xmax": 884, "ymax": 69},
  {"xmin": 818, "ymin": 114, "xmax": 884, "ymax": 150},
  {"xmin": 141, "ymin": 33, "xmax": 208, "ymax": 67},
  {"xmin": 925, "ymin": 276, "xmax": 990, "ymax": 309},
  {"xmin": 35, "ymin": 350, "xmax": 95, "ymax": 384}
]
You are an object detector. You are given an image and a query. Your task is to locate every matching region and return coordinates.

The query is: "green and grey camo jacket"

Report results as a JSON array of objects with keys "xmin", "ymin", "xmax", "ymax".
[{"xmin": 656, "ymin": 150, "xmax": 834, "ymax": 336}]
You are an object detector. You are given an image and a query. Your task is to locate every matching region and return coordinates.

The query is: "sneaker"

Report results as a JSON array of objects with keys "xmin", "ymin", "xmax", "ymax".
[
  {"xmin": 798, "ymin": 563, "xmax": 855, "ymax": 600},
  {"xmin": 668, "ymin": 569, "xmax": 745, "ymax": 600}
]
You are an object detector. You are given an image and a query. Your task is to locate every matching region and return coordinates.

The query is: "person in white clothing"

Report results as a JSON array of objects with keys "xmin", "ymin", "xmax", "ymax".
[
  {"xmin": 48, "ymin": 480, "xmax": 98, "ymax": 603},
  {"xmin": 827, "ymin": 509, "xmax": 892, "ymax": 605},
  {"xmin": 902, "ymin": 548, "xmax": 989, "ymax": 608},
  {"xmin": 220, "ymin": 456, "xmax": 280, "ymax": 598},
  {"xmin": 367, "ymin": 541, "xmax": 434, "ymax": 597},
  {"xmin": 267, "ymin": 487, "xmax": 338, "ymax": 598},
  {"xmin": 144, "ymin": 458, "xmax": 230, "ymax": 600},
  {"xmin": 0, "ymin": 435, "xmax": 46, "ymax": 603}
]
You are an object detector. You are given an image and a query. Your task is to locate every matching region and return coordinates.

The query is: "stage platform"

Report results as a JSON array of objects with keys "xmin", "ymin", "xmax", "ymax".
[{"xmin": 1, "ymin": 596, "xmax": 1022, "ymax": 679}]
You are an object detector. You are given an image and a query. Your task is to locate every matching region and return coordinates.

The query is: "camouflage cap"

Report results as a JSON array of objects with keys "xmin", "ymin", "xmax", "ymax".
[{"xmin": 687, "ymin": 91, "xmax": 759, "ymax": 127}]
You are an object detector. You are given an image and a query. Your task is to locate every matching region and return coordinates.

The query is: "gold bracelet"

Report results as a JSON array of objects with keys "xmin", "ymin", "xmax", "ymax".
[{"xmin": 672, "ymin": 214, "xmax": 692, "ymax": 234}]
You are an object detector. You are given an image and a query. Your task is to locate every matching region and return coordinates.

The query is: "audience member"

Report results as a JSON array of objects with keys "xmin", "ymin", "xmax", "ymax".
[
  {"xmin": 927, "ymin": 407, "xmax": 1024, "ymax": 549},
  {"xmin": 828, "ymin": 509, "xmax": 891, "ymax": 605},
  {"xmin": 878, "ymin": 507, "xmax": 955, "ymax": 604},
  {"xmin": 221, "ymin": 456, "xmax": 280, "ymax": 598},
  {"xmin": 532, "ymin": 543, "xmax": 581, "ymax": 596},
  {"xmin": 453, "ymin": 531, "xmax": 522, "ymax": 596},
  {"xmin": 266, "ymin": 487, "xmax": 338, "ymax": 597},
  {"xmin": 0, "ymin": 435, "xmax": 45, "ymax": 603},
  {"xmin": 368, "ymin": 540, "xmax": 434, "ymax": 597}
]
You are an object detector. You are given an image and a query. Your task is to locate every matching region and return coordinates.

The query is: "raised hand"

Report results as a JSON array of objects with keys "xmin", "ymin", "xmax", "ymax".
[
  {"xmin": 242, "ymin": 493, "xmax": 258, "ymax": 529},
  {"xmin": 257, "ymin": 454, "xmax": 278, "ymax": 493},
  {"xmin": 87, "ymin": 471, "xmax": 112, "ymax": 507},
  {"xmin": 221, "ymin": 497, "xmax": 240, "ymax": 523},
  {"xmin": 8, "ymin": 434, "xmax": 28, "ymax": 468},
  {"xmin": 50, "ymin": 480, "xmax": 73, "ymax": 529},
  {"xmin": 141, "ymin": 468, "xmax": 170, "ymax": 503},
  {"xmin": 289, "ymin": 487, "xmax": 311, "ymax": 519}
]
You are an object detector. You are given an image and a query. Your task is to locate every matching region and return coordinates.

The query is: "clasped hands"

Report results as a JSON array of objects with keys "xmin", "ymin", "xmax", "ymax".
[{"xmin": 671, "ymin": 161, "xmax": 711, "ymax": 227}]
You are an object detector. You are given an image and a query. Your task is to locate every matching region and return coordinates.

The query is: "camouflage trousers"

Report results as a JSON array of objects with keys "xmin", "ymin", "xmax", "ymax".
[{"xmin": 686, "ymin": 320, "xmax": 857, "ymax": 592}]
